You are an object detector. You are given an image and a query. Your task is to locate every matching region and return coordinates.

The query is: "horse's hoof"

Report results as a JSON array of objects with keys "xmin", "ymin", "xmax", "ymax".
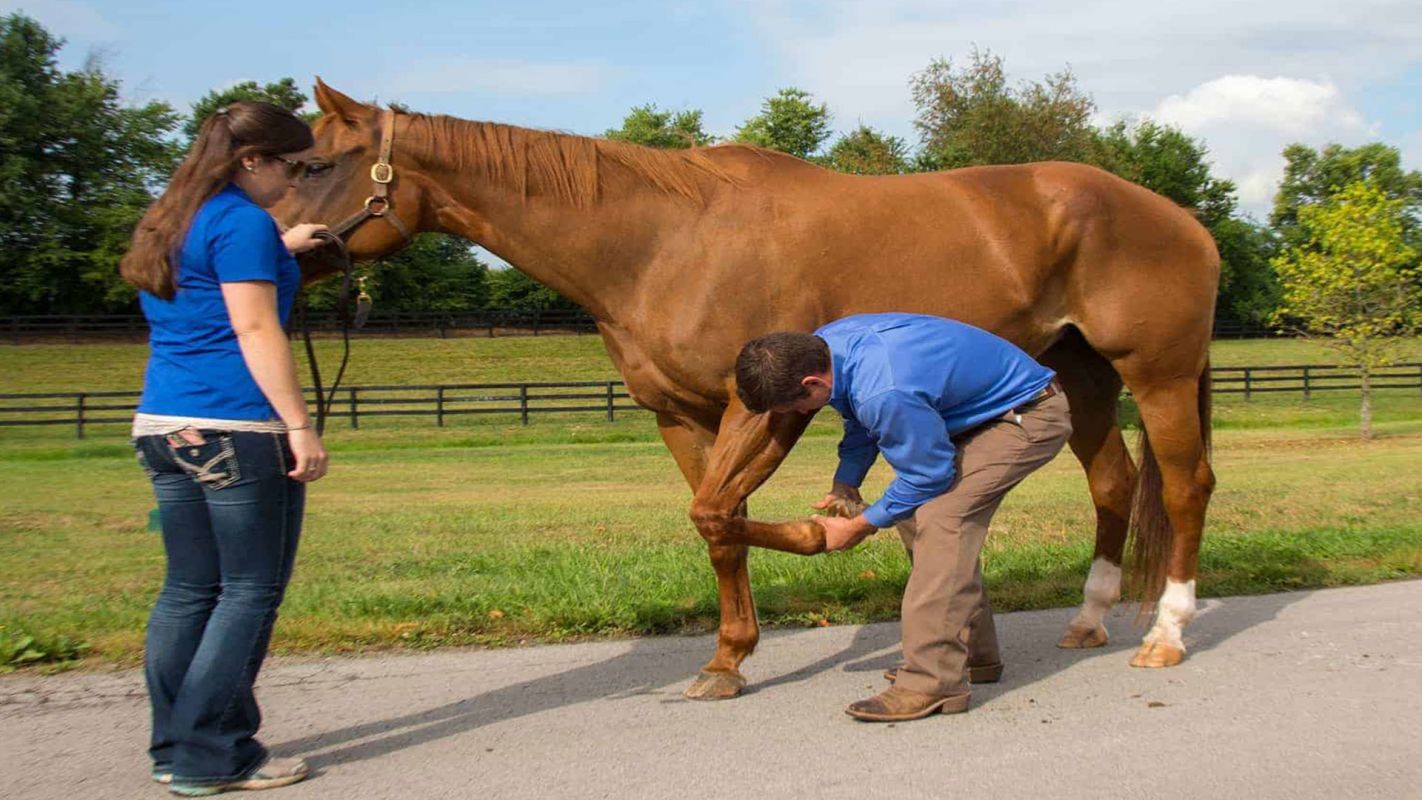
[
  {"xmin": 1057, "ymin": 624, "xmax": 1109, "ymax": 649},
  {"xmin": 684, "ymin": 670, "xmax": 746, "ymax": 700},
  {"xmin": 1129, "ymin": 640, "xmax": 1185, "ymax": 668}
]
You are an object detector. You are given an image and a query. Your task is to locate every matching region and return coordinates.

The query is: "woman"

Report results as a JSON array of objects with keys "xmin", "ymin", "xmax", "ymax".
[{"xmin": 120, "ymin": 101, "xmax": 329, "ymax": 796}]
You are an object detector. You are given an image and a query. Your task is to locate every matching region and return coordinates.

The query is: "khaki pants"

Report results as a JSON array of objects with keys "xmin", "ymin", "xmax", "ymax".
[{"xmin": 892, "ymin": 391, "xmax": 1071, "ymax": 697}]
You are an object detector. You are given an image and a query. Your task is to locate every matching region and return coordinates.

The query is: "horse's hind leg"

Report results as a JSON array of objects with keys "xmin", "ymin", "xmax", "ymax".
[
  {"xmin": 1040, "ymin": 335, "xmax": 1136, "ymax": 649},
  {"xmin": 1119, "ymin": 371, "xmax": 1215, "ymax": 668}
]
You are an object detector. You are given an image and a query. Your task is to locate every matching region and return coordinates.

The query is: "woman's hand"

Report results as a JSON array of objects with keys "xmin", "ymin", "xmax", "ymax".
[
  {"xmin": 286, "ymin": 427, "xmax": 329, "ymax": 482},
  {"xmin": 282, "ymin": 223, "xmax": 330, "ymax": 254}
]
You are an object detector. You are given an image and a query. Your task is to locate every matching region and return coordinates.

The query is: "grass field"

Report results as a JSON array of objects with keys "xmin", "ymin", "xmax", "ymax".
[{"xmin": 2, "ymin": 336, "xmax": 1420, "ymax": 671}]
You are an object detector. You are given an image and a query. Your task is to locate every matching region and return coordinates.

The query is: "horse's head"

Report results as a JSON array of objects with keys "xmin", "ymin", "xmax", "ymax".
[{"xmin": 272, "ymin": 79, "xmax": 430, "ymax": 265}]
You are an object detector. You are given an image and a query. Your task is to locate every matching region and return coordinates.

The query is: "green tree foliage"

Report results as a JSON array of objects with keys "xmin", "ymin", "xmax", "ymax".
[
  {"xmin": 486, "ymin": 267, "xmax": 580, "ymax": 312},
  {"xmin": 909, "ymin": 48, "xmax": 1096, "ymax": 170},
  {"xmin": 185, "ymin": 77, "xmax": 311, "ymax": 140},
  {"xmin": 604, "ymin": 104, "xmax": 713, "ymax": 149},
  {"xmin": 1272, "ymin": 143, "xmax": 1422, "ymax": 250},
  {"xmin": 824, "ymin": 125, "xmax": 910, "ymax": 175},
  {"xmin": 734, "ymin": 87, "xmax": 832, "ymax": 159},
  {"xmin": 0, "ymin": 14, "xmax": 181, "ymax": 314},
  {"xmin": 1271, "ymin": 180, "xmax": 1421, "ymax": 438},
  {"xmin": 366, "ymin": 235, "xmax": 489, "ymax": 312}
]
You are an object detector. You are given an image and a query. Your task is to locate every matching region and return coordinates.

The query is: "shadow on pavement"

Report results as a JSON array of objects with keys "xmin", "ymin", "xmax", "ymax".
[{"xmin": 279, "ymin": 571, "xmax": 1304, "ymax": 768}]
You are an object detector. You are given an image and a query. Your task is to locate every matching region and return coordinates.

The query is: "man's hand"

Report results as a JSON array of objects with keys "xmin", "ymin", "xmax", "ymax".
[
  {"xmin": 811, "ymin": 482, "xmax": 864, "ymax": 518},
  {"xmin": 814, "ymin": 513, "xmax": 877, "ymax": 552}
]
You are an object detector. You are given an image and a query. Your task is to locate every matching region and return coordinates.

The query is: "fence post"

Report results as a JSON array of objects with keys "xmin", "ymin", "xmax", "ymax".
[
  {"xmin": 349, "ymin": 387, "xmax": 360, "ymax": 429},
  {"xmin": 519, "ymin": 385, "xmax": 529, "ymax": 425},
  {"xmin": 1302, "ymin": 366, "xmax": 1311, "ymax": 401},
  {"xmin": 75, "ymin": 393, "xmax": 86, "ymax": 439},
  {"xmin": 606, "ymin": 382, "xmax": 615, "ymax": 422},
  {"xmin": 436, "ymin": 386, "xmax": 446, "ymax": 427},
  {"xmin": 1244, "ymin": 368, "xmax": 1252, "ymax": 401}
]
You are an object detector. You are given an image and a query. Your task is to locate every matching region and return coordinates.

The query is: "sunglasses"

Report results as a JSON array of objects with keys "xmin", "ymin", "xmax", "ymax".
[{"xmin": 268, "ymin": 155, "xmax": 308, "ymax": 180}]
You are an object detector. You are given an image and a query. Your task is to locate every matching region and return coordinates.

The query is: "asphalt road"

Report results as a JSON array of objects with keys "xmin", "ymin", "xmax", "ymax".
[{"xmin": 3, "ymin": 581, "xmax": 1419, "ymax": 800}]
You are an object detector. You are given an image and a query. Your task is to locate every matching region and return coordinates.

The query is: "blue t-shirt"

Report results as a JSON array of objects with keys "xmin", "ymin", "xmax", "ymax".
[
  {"xmin": 137, "ymin": 185, "xmax": 300, "ymax": 420},
  {"xmin": 816, "ymin": 313, "xmax": 1056, "ymax": 528}
]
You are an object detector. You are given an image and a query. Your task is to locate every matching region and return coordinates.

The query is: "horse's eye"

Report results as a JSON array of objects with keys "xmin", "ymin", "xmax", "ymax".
[{"xmin": 304, "ymin": 163, "xmax": 334, "ymax": 178}]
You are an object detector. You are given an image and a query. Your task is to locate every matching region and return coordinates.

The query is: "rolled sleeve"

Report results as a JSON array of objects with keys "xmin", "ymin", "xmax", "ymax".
[
  {"xmin": 210, "ymin": 205, "xmax": 285, "ymax": 284},
  {"xmin": 833, "ymin": 412, "xmax": 879, "ymax": 487},
  {"xmin": 856, "ymin": 391, "xmax": 957, "ymax": 528}
]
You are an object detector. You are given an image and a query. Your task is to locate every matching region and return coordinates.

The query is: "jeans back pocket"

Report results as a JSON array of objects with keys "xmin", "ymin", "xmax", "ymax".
[{"xmin": 165, "ymin": 429, "xmax": 242, "ymax": 490}]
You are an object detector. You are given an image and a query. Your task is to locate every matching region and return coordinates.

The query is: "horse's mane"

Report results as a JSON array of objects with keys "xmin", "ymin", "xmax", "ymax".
[{"xmin": 401, "ymin": 112, "xmax": 745, "ymax": 208}]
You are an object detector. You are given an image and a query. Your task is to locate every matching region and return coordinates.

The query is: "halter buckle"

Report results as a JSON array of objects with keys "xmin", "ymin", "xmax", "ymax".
[{"xmin": 370, "ymin": 162, "xmax": 394, "ymax": 184}]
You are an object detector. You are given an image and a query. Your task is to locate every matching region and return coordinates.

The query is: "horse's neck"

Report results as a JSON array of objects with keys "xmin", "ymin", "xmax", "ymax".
[{"xmin": 415, "ymin": 126, "xmax": 707, "ymax": 321}]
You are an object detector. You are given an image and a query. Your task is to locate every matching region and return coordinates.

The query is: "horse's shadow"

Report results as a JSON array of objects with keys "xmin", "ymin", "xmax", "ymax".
[{"xmin": 277, "ymin": 570, "xmax": 1301, "ymax": 769}]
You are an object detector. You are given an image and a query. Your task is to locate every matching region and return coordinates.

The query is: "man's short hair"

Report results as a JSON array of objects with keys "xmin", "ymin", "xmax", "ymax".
[{"xmin": 735, "ymin": 332, "xmax": 831, "ymax": 413}]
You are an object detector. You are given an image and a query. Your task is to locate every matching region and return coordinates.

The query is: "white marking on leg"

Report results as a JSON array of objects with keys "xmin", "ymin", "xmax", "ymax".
[
  {"xmin": 1145, "ymin": 579, "xmax": 1196, "ymax": 651},
  {"xmin": 1068, "ymin": 557, "xmax": 1121, "ymax": 632}
]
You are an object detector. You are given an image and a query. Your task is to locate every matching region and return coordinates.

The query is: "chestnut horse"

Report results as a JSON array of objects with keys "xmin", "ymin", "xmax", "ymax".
[{"xmin": 277, "ymin": 80, "xmax": 1218, "ymax": 700}]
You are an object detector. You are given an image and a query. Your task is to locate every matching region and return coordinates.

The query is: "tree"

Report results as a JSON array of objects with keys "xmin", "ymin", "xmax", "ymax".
[
  {"xmin": 734, "ymin": 87, "xmax": 832, "ymax": 160},
  {"xmin": 486, "ymin": 267, "xmax": 580, "ymax": 312},
  {"xmin": 1271, "ymin": 143, "xmax": 1422, "ymax": 250},
  {"xmin": 604, "ymin": 104, "xmax": 713, "ymax": 149},
  {"xmin": 0, "ymin": 14, "xmax": 181, "ymax": 314},
  {"xmin": 1271, "ymin": 180, "xmax": 1421, "ymax": 438},
  {"xmin": 185, "ymin": 78, "xmax": 310, "ymax": 140},
  {"xmin": 910, "ymin": 48, "xmax": 1096, "ymax": 170},
  {"xmin": 824, "ymin": 125, "xmax": 910, "ymax": 175},
  {"xmin": 365, "ymin": 235, "xmax": 488, "ymax": 312}
]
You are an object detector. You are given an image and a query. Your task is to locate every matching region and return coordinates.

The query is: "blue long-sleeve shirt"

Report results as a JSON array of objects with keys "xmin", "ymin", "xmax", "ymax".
[{"xmin": 816, "ymin": 313, "xmax": 1056, "ymax": 528}]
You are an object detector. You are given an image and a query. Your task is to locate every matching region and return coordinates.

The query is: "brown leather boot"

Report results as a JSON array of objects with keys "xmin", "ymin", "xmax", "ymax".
[
  {"xmin": 883, "ymin": 661, "xmax": 1003, "ymax": 684},
  {"xmin": 845, "ymin": 686, "xmax": 970, "ymax": 722}
]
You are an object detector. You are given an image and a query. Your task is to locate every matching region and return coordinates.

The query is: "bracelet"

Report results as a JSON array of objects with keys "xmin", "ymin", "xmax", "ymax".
[{"xmin": 287, "ymin": 423, "xmax": 313, "ymax": 431}]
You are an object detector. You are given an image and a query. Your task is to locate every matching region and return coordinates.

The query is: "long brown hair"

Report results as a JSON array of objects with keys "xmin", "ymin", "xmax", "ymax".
[{"xmin": 121, "ymin": 101, "xmax": 313, "ymax": 299}]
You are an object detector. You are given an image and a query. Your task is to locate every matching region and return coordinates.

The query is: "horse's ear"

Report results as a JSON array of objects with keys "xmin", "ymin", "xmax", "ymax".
[{"xmin": 313, "ymin": 77, "xmax": 371, "ymax": 123}]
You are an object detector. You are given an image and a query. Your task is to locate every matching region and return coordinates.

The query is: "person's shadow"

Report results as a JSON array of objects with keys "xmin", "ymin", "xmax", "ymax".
[{"xmin": 276, "ymin": 556, "xmax": 1301, "ymax": 770}]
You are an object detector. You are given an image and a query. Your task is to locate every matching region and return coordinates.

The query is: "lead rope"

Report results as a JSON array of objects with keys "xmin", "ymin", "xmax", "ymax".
[{"xmin": 298, "ymin": 230, "xmax": 367, "ymax": 436}]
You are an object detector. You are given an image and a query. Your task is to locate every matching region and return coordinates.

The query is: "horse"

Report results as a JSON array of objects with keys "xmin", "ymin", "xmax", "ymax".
[{"xmin": 275, "ymin": 79, "xmax": 1218, "ymax": 701}]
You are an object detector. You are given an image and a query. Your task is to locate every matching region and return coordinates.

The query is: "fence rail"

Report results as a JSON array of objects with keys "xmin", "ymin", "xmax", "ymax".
[
  {"xmin": 6, "ymin": 312, "xmax": 1278, "ymax": 342},
  {"xmin": 2, "ymin": 363, "xmax": 1419, "ymax": 439},
  {"xmin": 3, "ymin": 309, "xmax": 598, "ymax": 342}
]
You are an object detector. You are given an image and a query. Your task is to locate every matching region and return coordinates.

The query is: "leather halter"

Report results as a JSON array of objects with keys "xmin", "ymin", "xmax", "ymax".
[{"xmin": 327, "ymin": 107, "xmax": 413, "ymax": 244}]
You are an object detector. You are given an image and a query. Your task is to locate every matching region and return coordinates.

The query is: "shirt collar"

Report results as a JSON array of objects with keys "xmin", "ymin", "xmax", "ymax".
[
  {"xmin": 827, "ymin": 337, "xmax": 849, "ymax": 407},
  {"xmin": 220, "ymin": 182, "xmax": 255, "ymax": 204}
]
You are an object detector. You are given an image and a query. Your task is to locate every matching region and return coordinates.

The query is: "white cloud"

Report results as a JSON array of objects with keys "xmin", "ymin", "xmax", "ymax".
[
  {"xmin": 380, "ymin": 57, "xmax": 614, "ymax": 97},
  {"xmin": 1152, "ymin": 76, "xmax": 1378, "ymax": 212},
  {"xmin": 1154, "ymin": 76, "xmax": 1369, "ymax": 138},
  {"xmin": 737, "ymin": 0, "xmax": 1422, "ymax": 216}
]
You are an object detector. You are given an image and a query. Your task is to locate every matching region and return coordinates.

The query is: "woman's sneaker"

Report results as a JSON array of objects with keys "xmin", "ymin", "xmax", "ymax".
[{"xmin": 168, "ymin": 757, "xmax": 309, "ymax": 796}]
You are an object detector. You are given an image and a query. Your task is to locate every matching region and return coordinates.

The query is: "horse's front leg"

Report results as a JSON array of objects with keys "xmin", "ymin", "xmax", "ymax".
[{"xmin": 684, "ymin": 396, "xmax": 823, "ymax": 700}]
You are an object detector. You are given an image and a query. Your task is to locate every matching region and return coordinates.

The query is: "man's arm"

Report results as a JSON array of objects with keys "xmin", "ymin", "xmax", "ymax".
[
  {"xmin": 833, "ymin": 411, "xmax": 879, "ymax": 488},
  {"xmin": 854, "ymin": 391, "xmax": 957, "ymax": 529}
]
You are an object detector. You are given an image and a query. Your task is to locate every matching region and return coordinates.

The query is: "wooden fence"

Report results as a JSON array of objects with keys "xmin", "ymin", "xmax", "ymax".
[
  {"xmin": 3, "ymin": 309, "xmax": 597, "ymax": 342},
  {"xmin": 2, "ymin": 364, "xmax": 1418, "ymax": 439},
  {"xmin": 7, "ymin": 312, "xmax": 1277, "ymax": 342}
]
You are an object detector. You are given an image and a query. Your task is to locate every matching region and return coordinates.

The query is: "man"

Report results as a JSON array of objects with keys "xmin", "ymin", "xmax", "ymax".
[{"xmin": 735, "ymin": 313, "xmax": 1071, "ymax": 722}]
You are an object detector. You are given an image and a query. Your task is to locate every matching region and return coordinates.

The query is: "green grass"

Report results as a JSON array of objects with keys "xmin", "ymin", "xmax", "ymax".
[
  {"xmin": 2, "ymin": 335, "xmax": 1420, "ymax": 671},
  {"xmin": 2, "ymin": 424, "xmax": 1419, "ymax": 670}
]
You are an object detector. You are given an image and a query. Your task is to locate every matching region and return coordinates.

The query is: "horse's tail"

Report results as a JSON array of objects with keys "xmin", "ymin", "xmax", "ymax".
[{"xmin": 1124, "ymin": 360, "xmax": 1212, "ymax": 603}]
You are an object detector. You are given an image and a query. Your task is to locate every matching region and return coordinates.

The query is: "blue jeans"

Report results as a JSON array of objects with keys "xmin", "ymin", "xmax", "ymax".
[{"xmin": 135, "ymin": 430, "xmax": 305, "ymax": 784}]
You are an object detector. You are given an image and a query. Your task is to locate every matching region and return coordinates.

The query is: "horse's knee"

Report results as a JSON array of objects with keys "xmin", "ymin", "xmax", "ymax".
[{"xmin": 690, "ymin": 503, "xmax": 738, "ymax": 547}]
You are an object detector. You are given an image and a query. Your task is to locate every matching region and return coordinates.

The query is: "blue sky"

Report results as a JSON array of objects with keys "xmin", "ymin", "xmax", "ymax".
[{"xmin": 8, "ymin": 0, "xmax": 1422, "ymax": 220}]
